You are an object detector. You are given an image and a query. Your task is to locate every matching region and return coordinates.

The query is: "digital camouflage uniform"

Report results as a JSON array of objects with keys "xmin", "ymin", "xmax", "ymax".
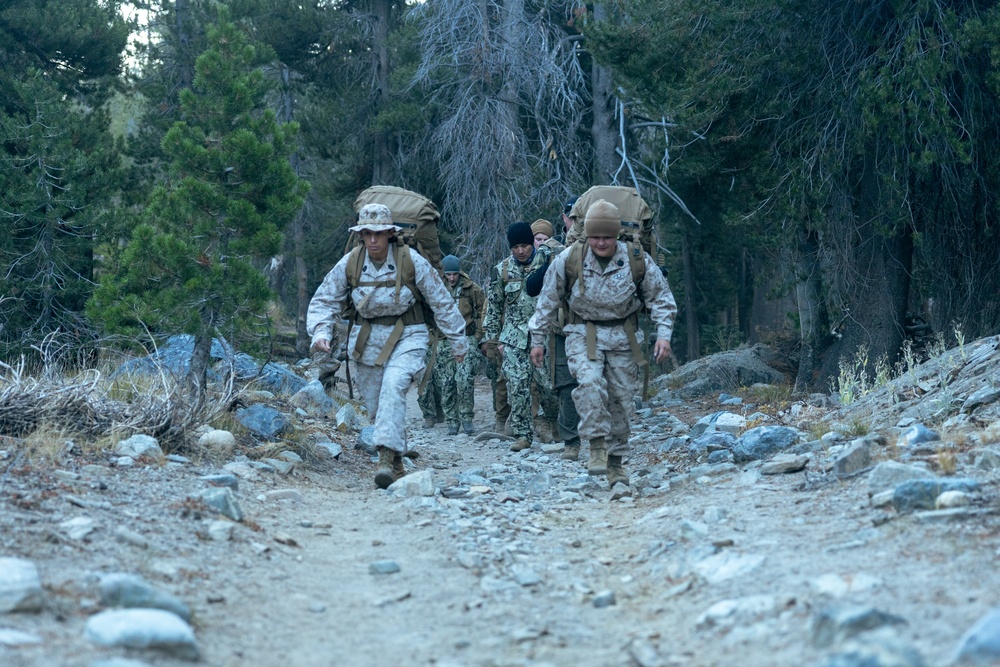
[
  {"xmin": 417, "ymin": 273, "xmax": 486, "ymax": 430},
  {"xmin": 528, "ymin": 241, "xmax": 676, "ymax": 457},
  {"xmin": 482, "ymin": 251, "xmax": 558, "ymax": 443},
  {"xmin": 307, "ymin": 246, "xmax": 468, "ymax": 455}
]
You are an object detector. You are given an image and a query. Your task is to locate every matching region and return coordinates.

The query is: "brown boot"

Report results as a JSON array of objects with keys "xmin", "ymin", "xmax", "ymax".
[
  {"xmin": 607, "ymin": 454, "xmax": 629, "ymax": 487},
  {"xmin": 510, "ymin": 437, "xmax": 532, "ymax": 452},
  {"xmin": 392, "ymin": 451, "xmax": 406, "ymax": 481},
  {"xmin": 561, "ymin": 443, "xmax": 580, "ymax": 460},
  {"xmin": 588, "ymin": 437, "xmax": 608, "ymax": 476},
  {"xmin": 374, "ymin": 446, "xmax": 397, "ymax": 489}
]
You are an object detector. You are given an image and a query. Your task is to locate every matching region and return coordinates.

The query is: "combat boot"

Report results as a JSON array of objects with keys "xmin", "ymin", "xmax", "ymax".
[
  {"xmin": 561, "ymin": 443, "xmax": 580, "ymax": 461},
  {"xmin": 494, "ymin": 417, "xmax": 505, "ymax": 432},
  {"xmin": 374, "ymin": 446, "xmax": 397, "ymax": 489},
  {"xmin": 462, "ymin": 421, "xmax": 475, "ymax": 434},
  {"xmin": 607, "ymin": 454, "xmax": 629, "ymax": 487},
  {"xmin": 392, "ymin": 451, "xmax": 407, "ymax": 481},
  {"xmin": 446, "ymin": 423, "xmax": 459, "ymax": 436},
  {"xmin": 587, "ymin": 437, "xmax": 608, "ymax": 476},
  {"xmin": 510, "ymin": 437, "xmax": 532, "ymax": 452},
  {"xmin": 422, "ymin": 418, "xmax": 436, "ymax": 429}
]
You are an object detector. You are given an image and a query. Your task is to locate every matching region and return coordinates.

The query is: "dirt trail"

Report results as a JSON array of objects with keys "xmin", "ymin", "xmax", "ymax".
[{"xmin": 2, "ymin": 378, "xmax": 999, "ymax": 667}]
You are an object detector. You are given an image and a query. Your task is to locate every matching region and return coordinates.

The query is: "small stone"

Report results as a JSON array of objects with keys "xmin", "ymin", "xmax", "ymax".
[
  {"xmin": 0, "ymin": 558, "xmax": 42, "ymax": 613},
  {"xmin": 192, "ymin": 487, "xmax": 243, "ymax": 522},
  {"xmin": 592, "ymin": 590, "xmax": 616, "ymax": 608},
  {"xmin": 84, "ymin": 608, "xmax": 199, "ymax": 660},
  {"xmin": 61, "ymin": 516, "xmax": 97, "ymax": 540},
  {"xmin": 761, "ymin": 453, "xmax": 809, "ymax": 475},
  {"xmin": 114, "ymin": 434, "xmax": 163, "ymax": 460},
  {"xmin": 936, "ymin": 490, "xmax": 971, "ymax": 509},
  {"xmin": 369, "ymin": 560, "xmax": 401, "ymax": 575},
  {"xmin": 99, "ymin": 573, "xmax": 191, "ymax": 622},
  {"xmin": 0, "ymin": 628, "xmax": 42, "ymax": 646},
  {"xmin": 207, "ymin": 520, "xmax": 235, "ymax": 541},
  {"xmin": 263, "ymin": 489, "xmax": 304, "ymax": 503}
]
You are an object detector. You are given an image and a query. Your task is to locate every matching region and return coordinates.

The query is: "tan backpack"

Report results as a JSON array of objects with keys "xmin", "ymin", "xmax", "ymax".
[
  {"xmin": 566, "ymin": 185, "xmax": 659, "ymax": 266},
  {"xmin": 350, "ymin": 185, "xmax": 443, "ymax": 271}
]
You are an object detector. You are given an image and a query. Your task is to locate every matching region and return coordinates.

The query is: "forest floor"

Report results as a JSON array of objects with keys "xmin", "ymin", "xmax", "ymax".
[{"xmin": 2, "ymin": 355, "xmax": 1000, "ymax": 667}]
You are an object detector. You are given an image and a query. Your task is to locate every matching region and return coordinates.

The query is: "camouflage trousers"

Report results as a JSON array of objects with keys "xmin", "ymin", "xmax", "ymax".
[
  {"xmin": 417, "ymin": 343, "xmax": 444, "ymax": 422},
  {"xmin": 417, "ymin": 336, "xmax": 480, "ymax": 427},
  {"xmin": 483, "ymin": 348, "xmax": 510, "ymax": 423},
  {"xmin": 353, "ymin": 348, "xmax": 426, "ymax": 454},
  {"xmin": 503, "ymin": 345, "xmax": 558, "ymax": 441},
  {"xmin": 565, "ymin": 333, "xmax": 640, "ymax": 456}
]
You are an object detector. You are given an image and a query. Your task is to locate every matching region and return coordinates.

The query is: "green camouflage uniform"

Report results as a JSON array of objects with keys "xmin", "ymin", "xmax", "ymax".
[
  {"xmin": 418, "ymin": 273, "xmax": 486, "ymax": 427},
  {"xmin": 482, "ymin": 250, "xmax": 558, "ymax": 441}
]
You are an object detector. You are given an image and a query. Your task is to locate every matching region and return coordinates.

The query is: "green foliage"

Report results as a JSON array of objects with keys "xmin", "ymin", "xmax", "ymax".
[{"xmin": 88, "ymin": 8, "xmax": 308, "ymax": 383}]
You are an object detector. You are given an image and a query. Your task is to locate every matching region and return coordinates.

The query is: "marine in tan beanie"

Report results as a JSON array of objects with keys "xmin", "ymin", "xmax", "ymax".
[
  {"xmin": 583, "ymin": 199, "xmax": 622, "ymax": 238},
  {"xmin": 531, "ymin": 218, "xmax": 554, "ymax": 249}
]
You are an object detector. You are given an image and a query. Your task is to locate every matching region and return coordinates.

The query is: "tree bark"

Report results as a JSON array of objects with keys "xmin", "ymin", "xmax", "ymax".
[
  {"xmin": 590, "ymin": 3, "xmax": 618, "ymax": 183},
  {"xmin": 681, "ymin": 225, "xmax": 700, "ymax": 361},
  {"xmin": 371, "ymin": 0, "xmax": 392, "ymax": 183},
  {"xmin": 793, "ymin": 228, "xmax": 826, "ymax": 393}
]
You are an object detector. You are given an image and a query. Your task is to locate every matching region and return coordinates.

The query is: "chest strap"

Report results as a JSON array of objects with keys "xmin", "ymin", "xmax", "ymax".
[{"xmin": 353, "ymin": 304, "xmax": 425, "ymax": 366}]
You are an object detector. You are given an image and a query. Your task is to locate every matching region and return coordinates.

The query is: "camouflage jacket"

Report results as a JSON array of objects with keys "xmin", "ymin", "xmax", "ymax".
[
  {"xmin": 528, "ymin": 241, "xmax": 677, "ymax": 351},
  {"xmin": 306, "ymin": 247, "xmax": 468, "ymax": 364},
  {"xmin": 482, "ymin": 249, "xmax": 548, "ymax": 351},
  {"xmin": 451, "ymin": 273, "xmax": 486, "ymax": 338}
]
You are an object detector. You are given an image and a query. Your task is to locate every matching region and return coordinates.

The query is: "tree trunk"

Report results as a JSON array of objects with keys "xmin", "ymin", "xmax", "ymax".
[
  {"xmin": 371, "ymin": 0, "xmax": 392, "ymax": 183},
  {"xmin": 817, "ymin": 153, "xmax": 912, "ymax": 389},
  {"xmin": 175, "ymin": 0, "xmax": 194, "ymax": 91},
  {"xmin": 793, "ymin": 228, "xmax": 825, "ymax": 393},
  {"xmin": 681, "ymin": 225, "xmax": 700, "ymax": 361},
  {"xmin": 590, "ymin": 3, "xmax": 618, "ymax": 183}
]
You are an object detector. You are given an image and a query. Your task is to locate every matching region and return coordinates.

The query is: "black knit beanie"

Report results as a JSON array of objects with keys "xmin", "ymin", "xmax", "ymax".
[{"xmin": 506, "ymin": 221, "xmax": 535, "ymax": 248}]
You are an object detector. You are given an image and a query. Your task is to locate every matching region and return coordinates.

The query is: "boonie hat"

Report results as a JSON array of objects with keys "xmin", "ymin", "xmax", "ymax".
[{"xmin": 350, "ymin": 203, "xmax": 401, "ymax": 233}]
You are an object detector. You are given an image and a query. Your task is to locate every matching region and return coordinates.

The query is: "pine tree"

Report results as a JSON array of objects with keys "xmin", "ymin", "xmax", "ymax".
[{"xmin": 89, "ymin": 8, "xmax": 308, "ymax": 394}]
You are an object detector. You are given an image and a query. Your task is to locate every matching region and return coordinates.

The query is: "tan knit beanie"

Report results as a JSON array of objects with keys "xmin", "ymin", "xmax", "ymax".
[
  {"xmin": 583, "ymin": 200, "xmax": 622, "ymax": 238},
  {"xmin": 531, "ymin": 219, "xmax": 554, "ymax": 239}
]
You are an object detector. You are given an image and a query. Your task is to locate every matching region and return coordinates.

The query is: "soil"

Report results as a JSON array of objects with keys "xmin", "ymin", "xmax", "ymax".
[{"xmin": 2, "ymin": 369, "xmax": 999, "ymax": 667}]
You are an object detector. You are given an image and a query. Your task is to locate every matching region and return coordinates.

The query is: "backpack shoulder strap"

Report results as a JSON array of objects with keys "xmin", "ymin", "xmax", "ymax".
[
  {"xmin": 628, "ymin": 244, "xmax": 646, "ymax": 299},
  {"xmin": 564, "ymin": 242, "xmax": 585, "ymax": 295},
  {"xmin": 345, "ymin": 246, "xmax": 365, "ymax": 289}
]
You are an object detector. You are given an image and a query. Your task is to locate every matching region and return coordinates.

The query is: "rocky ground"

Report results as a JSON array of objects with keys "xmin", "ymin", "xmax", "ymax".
[{"xmin": 3, "ymin": 337, "xmax": 1000, "ymax": 667}]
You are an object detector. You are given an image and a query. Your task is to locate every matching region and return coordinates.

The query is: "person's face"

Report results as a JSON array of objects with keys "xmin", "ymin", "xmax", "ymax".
[
  {"xmin": 511, "ymin": 243, "xmax": 534, "ymax": 263},
  {"xmin": 360, "ymin": 229, "xmax": 393, "ymax": 262},
  {"xmin": 562, "ymin": 211, "xmax": 574, "ymax": 234},
  {"xmin": 588, "ymin": 235, "xmax": 617, "ymax": 258},
  {"xmin": 445, "ymin": 272, "xmax": 460, "ymax": 287},
  {"xmin": 533, "ymin": 233, "xmax": 550, "ymax": 249}
]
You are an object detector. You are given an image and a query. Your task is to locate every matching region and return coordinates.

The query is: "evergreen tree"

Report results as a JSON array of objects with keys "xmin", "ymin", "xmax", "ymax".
[{"xmin": 89, "ymin": 9, "xmax": 308, "ymax": 394}]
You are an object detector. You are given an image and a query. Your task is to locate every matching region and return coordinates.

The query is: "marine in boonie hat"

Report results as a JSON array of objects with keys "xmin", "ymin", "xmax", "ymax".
[{"xmin": 349, "ymin": 203, "xmax": 402, "ymax": 233}]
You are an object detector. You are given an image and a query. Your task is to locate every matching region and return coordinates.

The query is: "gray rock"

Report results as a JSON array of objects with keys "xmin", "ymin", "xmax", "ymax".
[
  {"xmin": 652, "ymin": 345, "xmax": 789, "ymax": 398},
  {"xmin": 707, "ymin": 449, "xmax": 735, "ymax": 464},
  {"xmin": 192, "ymin": 487, "xmax": 244, "ymax": 522},
  {"xmin": 963, "ymin": 385, "xmax": 1000, "ymax": 413},
  {"xmin": 952, "ymin": 606, "xmax": 1000, "ymax": 665},
  {"xmin": 315, "ymin": 438, "xmax": 343, "ymax": 459},
  {"xmin": 691, "ymin": 412, "xmax": 726, "ymax": 437},
  {"xmin": 88, "ymin": 659, "xmax": 155, "ymax": 667},
  {"xmin": 688, "ymin": 431, "xmax": 738, "ymax": 458},
  {"xmin": 833, "ymin": 439, "xmax": 872, "ymax": 477},
  {"xmin": 0, "ymin": 557, "xmax": 43, "ymax": 613},
  {"xmin": 197, "ymin": 430, "xmax": 236, "ymax": 451},
  {"xmin": 761, "ymin": 453, "xmax": 808, "ymax": 475},
  {"xmin": 114, "ymin": 435, "xmax": 163, "ymax": 460},
  {"xmin": 897, "ymin": 424, "xmax": 940, "ymax": 448},
  {"xmin": 592, "ymin": 590, "xmax": 616, "ymax": 608},
  {"xmin": 0, "ymin": 628, "xmax": 41, "ymax": 646},
  {"xmin": 84, "ymin": 608, "xmax": 199, "ymax": 660},
  {"xmin": 973, "ymin": 448, "xmax": 1000, "ymax": 471},
  {"xmin": 731, "ymin": 426, "xmax": 801, "ymax": 463},
  {"xmin": 818, "ymin": 628, "xmax": 926, "ymax": 667},
  {"xmin": 99, "ymin": 573, "xmax": 191, "ymax": 622},
  {"xmin": 695, "ymin": 594, "xmax": 777, "ymax": 630},
  {"xmin": 868, "ymin": 461, "xmax": 936, "ymax": 497},
  {"xmin": 60, "ymin": 516, "xmax": 97, "ymax": 540},
  {"xmin": 200, "ymin": 474, "xmax": 239, "ymax": 490},
  {"xmin": 289, "ymin": 380, "xmax": 334, "ymax": 417},
  {"xmin": 369, "ymin": 560, "xmax": 400, "ymax": 575},
  {"xmin": 892, "ymin": 478, "xmax": 980, "ymax": 513},
  {"xmin": 234, "ymin": 404, "xmax": 291, "ymax": 438},
  {"xmin": 356, "ymin": 426, "xmax": 377, "ymax": 454},
  {"xmin": 811, "ymin": 605, "xmax": 908, "ymax": 648},
  {"xmin": 388, "ymin": 470, "xmax": 436, "ymax": 497},
  {"xmin": 511, "ymin": 564, "xmax": 541, "ymax": 586},
  {"xmin": 335, "ymin": 403, "xmax": 358, "ymax": 433}
]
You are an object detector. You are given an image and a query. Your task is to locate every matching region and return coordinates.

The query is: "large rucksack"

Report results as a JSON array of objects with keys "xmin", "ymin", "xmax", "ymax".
[
  {"xmin": 350, "ymin": 185, "xmax": 443, "ymax": 271},
  {"xmin": 566, "ymin": 185, "xmax": 658, "ymax": 265}
]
